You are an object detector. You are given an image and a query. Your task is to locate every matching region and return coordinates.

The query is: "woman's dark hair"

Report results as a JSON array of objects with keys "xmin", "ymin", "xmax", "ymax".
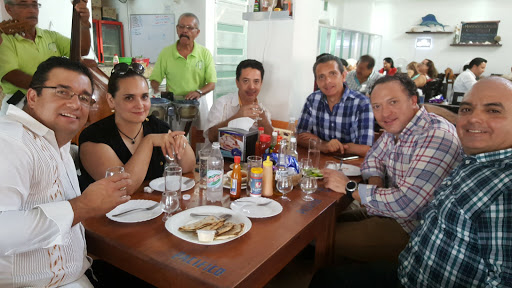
[
  {"xmin": 108, "ymin": 70, "xmax": 147, "ymax": 96},
  {"xmin": 370, "ymin": 74, "xmax": 419, "ymax": 98},
  {"xmin": 30, "ymin": 56, "xmax": 94, "ymax": 95},
  {"xmin": 424, "ymin": 59, "xmax": 438, "ymax": 79},
  {"xmin": 236, "ymin": 59, "xmax": 265, "ymax": 81},
  {"xmin": 383, "ymin": 57, "xmax": 395, "ymax": 68}
]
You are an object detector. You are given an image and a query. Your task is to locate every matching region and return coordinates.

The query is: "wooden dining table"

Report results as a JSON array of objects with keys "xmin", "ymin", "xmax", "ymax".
[{"xmin": 83, "ymin": 147, "xmax": 364, "ymax": 287}]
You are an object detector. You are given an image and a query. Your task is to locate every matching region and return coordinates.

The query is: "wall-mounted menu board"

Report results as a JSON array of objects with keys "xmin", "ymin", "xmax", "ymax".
[{"xmin": 459, "ymin": 21, "xmax": 499, "ymax": 44}]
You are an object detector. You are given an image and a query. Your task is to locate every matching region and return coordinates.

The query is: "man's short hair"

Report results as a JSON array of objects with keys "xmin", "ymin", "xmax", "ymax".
[
  {"xmin": 178, "ymin": 13, "xmax": 200, "ymax": 28},
  {"xmin": 370, "ymin": 73, "xmax": 418, "ymax": 98},
  {"xmin": 313, "ymin": 54, "xmax": 344, "ymax": 80},
  {"xmin": 236, "ymin": 59, "xmax": 264, "ymax": 81},
  {"xmin": 469, "ymin": 57, "xmax": 487, "ymax": 69},
  {"xmin": 30, "ymin": 57, "xmax": 94, "ymax": 96},
  {"xmin": 358, "ymin": 55, "xmax": 375, "ymax": 69}
]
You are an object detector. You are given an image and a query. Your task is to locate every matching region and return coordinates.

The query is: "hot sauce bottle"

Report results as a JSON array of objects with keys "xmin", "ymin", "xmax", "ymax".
[{"xmin": 230, "ymin": 156, "xmax": 242, "ymax": 200}]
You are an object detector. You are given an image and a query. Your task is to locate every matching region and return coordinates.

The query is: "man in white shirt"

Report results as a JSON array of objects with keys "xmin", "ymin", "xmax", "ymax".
[
  {"xmin": 204, "ymin": 59, "xmax": 273, "ymax": 143},
  {"xmin": 453, "ymin": 57, "xmax": 487, "ymax": 95},
  {"xmin": 0, "ymin": 57, "xmax": 132, "ymax": 287},
  {"xmin": 345, "ymin": 55, "xmax": 382, "ymax": 95}
]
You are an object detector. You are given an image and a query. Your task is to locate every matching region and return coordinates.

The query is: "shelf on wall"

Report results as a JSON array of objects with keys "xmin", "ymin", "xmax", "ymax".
[
  {"xmin": 450, "ymin": 43, "xmax": 502, "ymax": 47},
  {"xmin": 405, "ymin": 31, "xmax": 453, "ymax": 34},
  {"xmin": 242, "ymin": 11, "xmax": 292, "ymax": 21}
]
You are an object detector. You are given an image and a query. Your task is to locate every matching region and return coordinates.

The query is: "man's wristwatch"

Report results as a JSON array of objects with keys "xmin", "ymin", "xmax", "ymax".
[
  {"xmin": 196, "ymin": 89, "xmax": 203, "ymax": 97},
  {"xmin": 345, "ymin": 180, "xmax": 358, "ymax": 200}
]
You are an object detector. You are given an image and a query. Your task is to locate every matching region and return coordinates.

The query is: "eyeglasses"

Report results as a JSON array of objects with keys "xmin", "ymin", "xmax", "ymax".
[
  {"xmin": 111, "ymin": 63, "xmax": 145, "ymax": 76},
  {"xmin": 176, "ymin": 25, "xmax": 197, "ymax": 32},
  {"xmin": 33, "ymin": 86, "xmax": 95, "ymax": 107},
  {"xmin": 9, "ymin": 2, "xmax": 41, "ymax": 9}
]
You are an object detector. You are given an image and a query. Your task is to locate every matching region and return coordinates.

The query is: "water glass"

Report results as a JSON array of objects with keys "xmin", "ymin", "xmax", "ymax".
[
  {"xmin": 299, "ymin": 158, "xmax": 313, "ymax": 176},
  {"xmin": 105, "ymin": 166, "xmax": 124, "ymax": 178},
  {"xmin": 308, "ymin": 138, "xmax": 320, "ymax": 168},
  {"xmin": 324, "ymin": 161, "xmax": 339, "ymax": 170},
  {"xmin": 162, "ymin": 166, "xmax": 182, "ymax": 221},
  {"xmin": 198, "ymin": 148, "xmax": 211, "ymax": 189},
  {"xmin": 246, "ymin": 156, "xmax": 262, "ymax": 196},
  {"xmin": 253, "ymin": 102, "xmax": 263, "ymax": 121},
  {"xmin": 300, "ymin": 176, "xmax": 317, "ymax": 202},
  {"xmin": 276, "ymin": 175, "xmax": 293, "ymax": 201}
]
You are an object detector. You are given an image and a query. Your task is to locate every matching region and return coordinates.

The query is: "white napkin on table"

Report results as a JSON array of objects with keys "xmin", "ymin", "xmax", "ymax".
[{"xmin": 227, "ymin": 117, "xmax": 255, "ymax": 131}]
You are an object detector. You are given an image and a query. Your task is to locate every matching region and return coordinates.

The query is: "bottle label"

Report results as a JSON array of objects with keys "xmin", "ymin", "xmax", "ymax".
[
  {"xmin": 230, "ymin": 179, "xmax": 238, "ymax": 195},
  {"xmin": 250, "ymin": 175, "xmax": 263, "ymax": 196},
  {"xmin": 207, "ymin": 170, "xmax": 222, "ymax": 188}
]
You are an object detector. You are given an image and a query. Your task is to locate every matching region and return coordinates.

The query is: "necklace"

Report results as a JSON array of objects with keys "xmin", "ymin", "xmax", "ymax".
[{"xmin": 118, "ymin": 124, "xmax": 143, "ymax": 144}]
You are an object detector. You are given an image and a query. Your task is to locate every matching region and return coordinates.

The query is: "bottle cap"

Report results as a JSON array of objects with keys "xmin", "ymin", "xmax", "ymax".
[
  {"xmin": 258, "ymin": 127, "xmax": 264, "ymax": 131},
  {"xmin": 212, "ymin": 142, "xmax": 220, "ymax": 148},
  {"xmin": 263, "ymin": 156, "xmax": 273, "ymax": 167},
  {"xmin": 272, "ymin": 131, "xmax": 278, "ymax": 136},
  {"xmin": 234, "ymin": 156, "xmax": 241, "ymax": 163},
  {"xmin": 290, "ymin": 117, "xmax": 295, "ymax": 122},
  {"xmin": 251, "ymin": 167, "xmax": 263, "ymax": 174},
  {"xmin": 290, "ymin": 136, "xmax": 296, "ymax": 143}
]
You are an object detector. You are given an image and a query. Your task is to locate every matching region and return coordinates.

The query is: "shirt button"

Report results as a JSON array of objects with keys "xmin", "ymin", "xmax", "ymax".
[
  {"xmin": 465, "ymin": 160, "xmax": 471, "ymax": 164},
  {"xmin": 446, "ymin": 181, "xmax": 451, "ymax": 185},
  {"xmin": 160, "ymin": 161, "xmax": 164, "ymax": 166}
]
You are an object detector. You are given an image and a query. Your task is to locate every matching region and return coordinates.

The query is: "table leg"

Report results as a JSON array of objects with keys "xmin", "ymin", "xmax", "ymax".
[{"xmin": 314, "ymin": 204, "xmax": 336, "ymax": 269}]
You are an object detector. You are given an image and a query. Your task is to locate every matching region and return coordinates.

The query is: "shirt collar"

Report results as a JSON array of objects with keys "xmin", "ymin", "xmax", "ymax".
[
  {"xmin": 468, "ymin": 148, "xmax": 512, "ymax": 163},
  {"xmin": 230, "ymin": 92, "xmax": 241, "ymax": 107},
  {"xmin": 14, "ymin": 27, "xmax": 43, "ymax": 41},
  {"xmin": 173, "ymin": 41, "xmax": 198, "ymax": 59},
  {"xmin": 398, "ymin": 106, "xmax": 427, "ymax": 138},
  {"xmin": 321, "ymin": 83, "xmax": 353, "ymax": 105}
]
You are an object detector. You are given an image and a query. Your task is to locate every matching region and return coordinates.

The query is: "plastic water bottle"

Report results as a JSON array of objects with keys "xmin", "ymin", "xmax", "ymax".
[
  {"xmin": 113, "ymin": 54, "xmax": 119, "ymax": 66},
  {"xmin": 287, "ymin": 117, "xmax": 296, "ymax": 137},
  {"xmin": 207, "ymin": 142, "xmax": 224, "ymax": 202}
]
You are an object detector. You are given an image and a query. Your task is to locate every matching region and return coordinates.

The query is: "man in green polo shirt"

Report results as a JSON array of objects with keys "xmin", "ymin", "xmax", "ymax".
[
  {"xmin": 0, "ymin": 0, "xmax": 91, "ymax": 115},
  {"xmin": 150, "ymin": 12, "xmax": 217, "ymax": 132}
]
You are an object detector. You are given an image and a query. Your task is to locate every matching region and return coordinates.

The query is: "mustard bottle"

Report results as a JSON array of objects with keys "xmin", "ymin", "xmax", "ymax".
[{"xmin": 262, "ymin": 156, "xmax": 274, "ymax": 197}]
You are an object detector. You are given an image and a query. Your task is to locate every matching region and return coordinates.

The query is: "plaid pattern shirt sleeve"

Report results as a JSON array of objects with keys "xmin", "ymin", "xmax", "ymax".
[
  {"xmin": 399, "ymin": 150, "xmax": 512, "ymax": 287},
  {"xmin": 352, "ymin": 95, "xmax": 374, "ymax": 146}
]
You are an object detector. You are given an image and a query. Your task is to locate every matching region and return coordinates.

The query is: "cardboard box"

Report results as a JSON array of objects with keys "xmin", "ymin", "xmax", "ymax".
[
  {"xmin": 91, "ymin": 0, "xmax": 102, "ymax": 7},
  {"xmin": 218, "ymin": 128, "xmax": 258, "ymax": 161},
  {"xmin": 102, "ymin": 6, "xmax": 117, "ymax": 20},
  {"xmin": 92, "ymin": 6, "xmax": 102, "ymax": 21}
]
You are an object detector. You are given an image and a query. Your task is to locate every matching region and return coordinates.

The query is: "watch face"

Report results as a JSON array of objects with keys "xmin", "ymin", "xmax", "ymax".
[{"xmin": 346, "ymin": 181, "xmax": 357, "ymax": 191}]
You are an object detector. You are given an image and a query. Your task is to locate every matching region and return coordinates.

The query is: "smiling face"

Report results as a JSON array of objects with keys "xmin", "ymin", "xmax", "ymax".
[
  {"xmin": 26, "ymin": 68, "xmax": 92, "ymax": 144},
  {"xmin": 5, "ymin": 0, "xmax": 39, "ymax": 27},
  {"xmin": 315, "ymin": 60, "xmax": 345, "ymax": 98},
  {"xmin": 108, "ymin": 76, "xmax": 151, "ymax": 124},
  {"xmin": 370, "ymin": 81, "xmax": 419, "ymax": 137},
  {"xmin": 456, "ymin": 78, "xmax": 512, "ymax": 155},
  {"xmin": 236, "ymin": 67, "xmax": 262, "ymax": 103}
]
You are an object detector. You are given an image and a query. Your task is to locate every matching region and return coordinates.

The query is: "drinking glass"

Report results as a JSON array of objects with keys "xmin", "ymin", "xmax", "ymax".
[
  {"xmin": 300, "ymin": 176, "xmax": 317, "ymax": 202},
  {"xmin": 162, "ymin": 166, "xmax": 182, "ymax": 221},
  {"xmin": 105, "ymin": 166, "xmax": 124, "ymax": 178},
  {"xmin": 253, "ymin": 102, "xmax": 263, "ymax": 121},
  {"xmin": 276, "ymin": 175, "xmax": 293, "ymax": 201},
  {"xmin": 198, "ymin": 148, "xmax": 211, "ymax": 189},
  {"xmin": 246, "ymin": 156, "xmax": 262, "ymax": 196},
  {"xmin": 324, "ymin": 161, "xmax": 338, "ymax": 170},
  {"xmin": 299, "ymin": 158, "xmax": 313, "ymax": 176},
  {"xmin": 308, "ymin": 139, "xmax": 320, "ymax": 168}
]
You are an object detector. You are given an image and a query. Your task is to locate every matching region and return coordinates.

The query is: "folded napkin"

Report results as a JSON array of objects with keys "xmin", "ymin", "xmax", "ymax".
[{"xmin": 228, "ymin": 117, "xmax": 255, "ymax": 131}]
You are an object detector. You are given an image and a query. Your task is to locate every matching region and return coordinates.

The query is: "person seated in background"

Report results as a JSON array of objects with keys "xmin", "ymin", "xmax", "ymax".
[
  {"xmin": 345, "ymin": 55, "xmax": 382, "ymax": 94},
  {"xmin": 79, "ymin": 63, "xmax": 195, "ymax": 193},
  {"xmin": 297, "ymin": 54, "xmax": 374, "ymax": 157},
  {"xmin": 311, "ymin": 77, "xmax": 512, "ymax": 288},
  {"xmin": 204, "ymin": 59, "xmax": 273, "ymax": 144},
  {"xmin": 0, "ymin": 56, "xmax": 133, "ymax": 287},
  {"xmin": 421, "ymin": 58, "xmax": 438, "ymax": 79},
  {"xmin": 346, "ymin": 58, "xmax": 357, "ymax": 72},
  {"xmin": 322, "ymin": 74, "xmax": 462, "ymax": 263},
  {"xmin": 378, "ymin": 57, "xmax": 397, "ymax": 76},
  {"xmin": 453, "ymin": 57, "xmax": 487, "ymax": 95},
  {"xmin": 406, "ymin": 61, "xmax": 426, "ymax": 88}
]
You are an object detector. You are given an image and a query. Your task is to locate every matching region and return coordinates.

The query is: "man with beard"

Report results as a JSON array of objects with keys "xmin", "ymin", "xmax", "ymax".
[
  {"xmin": 150, "ymin": 12, "xmax": 217, "ymax": 133},
  {"xmin": 204, "ymin": 59, "xmax": 272, "ymax": 143},
  {"xmin": 0, "ymin": 0, "xmax": 91, "ymax": 114}
]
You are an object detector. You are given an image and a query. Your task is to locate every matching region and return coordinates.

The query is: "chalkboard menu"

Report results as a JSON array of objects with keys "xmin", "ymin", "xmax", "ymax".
[{"xmin": 459, "ymin": 21, "xmax": 500, "ymax": 44}]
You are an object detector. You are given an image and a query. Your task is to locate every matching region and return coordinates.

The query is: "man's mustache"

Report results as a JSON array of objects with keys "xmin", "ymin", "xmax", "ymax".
[{"xmin": 179, "ymin": 34, "xmax": 190, "ymax": 40}]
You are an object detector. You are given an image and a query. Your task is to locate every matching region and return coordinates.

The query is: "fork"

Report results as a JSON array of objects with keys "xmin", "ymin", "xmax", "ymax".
[
  {"xmin": 235, "ymin": 200, "xmax": 272, "ymax": 206},
  {"xmin": 111, "ymin": 202, "xmax": 160, "ymax": 217},
  {"xmin": 189, "ymin": 213, "xmax": 232, "ymax": 219}
]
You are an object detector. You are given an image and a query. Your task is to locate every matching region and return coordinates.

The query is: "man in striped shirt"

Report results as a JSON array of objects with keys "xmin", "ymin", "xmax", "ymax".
[{"xmin": 323, "ymin": 74, "xmax": 462, "ymax": 263}]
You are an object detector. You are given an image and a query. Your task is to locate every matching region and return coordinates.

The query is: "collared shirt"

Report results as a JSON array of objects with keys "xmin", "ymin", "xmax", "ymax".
[
  {"xmin": 0, "ymin": 105, "xmax": 90, "ymax": 287},
  {"xmin": 359, "ymin": 107, "xmax": 462, "ymax": 233},
  {"xmin": 0, "ymin": 28, "xmax": 70, "ymax": 95},
  {"xmin": 296, "ymin": 85, "xmax": 374, "ymax": 146},
  {"xmin": 399, "ymin": 149, "xmax": 512, "ymax": 287},
  {"xmin": 149, "ymin": 41, "xmax": 217, "ymax": 97},
  {"xmin": 203, "ymin": 92, "xmax": 271, "ymax": 143},
  {"xmin": 345, "ymin": 70, "xmax": 382, "ymax": 94},
  {"xmin": 453, "ymin": 68, "xmax": 477, "ymax": 94}
]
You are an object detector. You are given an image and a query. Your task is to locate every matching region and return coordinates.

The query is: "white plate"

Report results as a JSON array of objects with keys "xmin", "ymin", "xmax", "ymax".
[
  {"xmin": 223, "ymin": 176, "xmax": 247, "ymax": 189},
  {"xmin": 165, "ymin": 206, "xmax": 252, "ymax": 245},
  {"xmin": 149, "ymin": 176, "xmax": 195, "ymax": 192},
  {"xmin": 106, "ymin": 200, "xmax": 162, "ymax": 223},
  {"xmin": 230, "ymin": 197, "xmax": 283, "ymax": 218},
  {"xmin": 340, "ymin": 164, "xmax": 361, "ymax": 176}
]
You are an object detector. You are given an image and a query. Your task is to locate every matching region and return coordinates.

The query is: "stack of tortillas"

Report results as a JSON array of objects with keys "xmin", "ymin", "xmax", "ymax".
[{"xmin": 179, "ymin": 216, "xmax": 245, "ymax": 240}]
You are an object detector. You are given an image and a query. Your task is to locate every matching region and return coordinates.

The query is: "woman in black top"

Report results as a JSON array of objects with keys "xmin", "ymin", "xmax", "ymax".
[{"xmin": 79, "ymin": 63, "xmax": 195, "ymax": 192}]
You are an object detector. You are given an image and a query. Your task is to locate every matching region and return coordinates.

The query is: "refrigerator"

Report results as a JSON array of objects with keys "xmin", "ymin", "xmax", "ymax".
[{"xmin": 92, "ymin": 19, "xmax": 125, "ymax": 64}]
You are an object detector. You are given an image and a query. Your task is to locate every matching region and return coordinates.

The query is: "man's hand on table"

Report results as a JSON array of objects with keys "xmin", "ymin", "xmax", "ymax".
[
  {"xmin": 320, "ymin": 139, "xmax": 349, "ymax": 154},
  {"xmin": 185, "ymin": 90, "xmax": 201, "ymax": 100},
  {"xmin": 69, "ymin": 172, "xmax": 132, "ymax": 225},
  {"xmin": 322, "ymin": 168, "xmax": 349, "ymax": 194}
]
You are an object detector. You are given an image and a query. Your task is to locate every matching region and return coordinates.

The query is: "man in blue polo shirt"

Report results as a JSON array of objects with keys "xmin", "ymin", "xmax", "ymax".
[{"xmin": 297, "ymin": 54, "xmax": 374, "ymax": 157}]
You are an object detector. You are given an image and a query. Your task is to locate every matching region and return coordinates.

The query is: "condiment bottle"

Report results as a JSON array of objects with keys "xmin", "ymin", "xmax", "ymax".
[
  {"xmin": 256, "ymin": 134, "xmax": 271, "ymax": 157},
  {"xmin": 289, "ymin": 136, "xmax": 298, "ymax": 159},
  {"xmin": 262, "ymin": 156, "xmax": 274, "ymax": 197},
  {"xmin": 250, "ymin": 167, "xmax": 263, "ymax": 197},
  {"xmin": 270, "ymin": 131, "xmax": 278, "ymax": 152},
  {"xmin": 273, "ymin": 0, "xmax": 283, "ymax": 11},
  {"xmin": 254, "ymin": 127, "xmax": 264, "ymax": 155},
  {"xmin": 273, "ymin": 136, "xmax": 283, "ymax": 154},
  {"xmin": 113, "ymin": 54, "xmax": 119, "ymax": 65},
  {"xmin": 230, "ymin": 156, "xmax": 242, "ymax": 200},
  {"xmin": 254, "ymin": 0, "xmax": 260, "ymax": 12}
]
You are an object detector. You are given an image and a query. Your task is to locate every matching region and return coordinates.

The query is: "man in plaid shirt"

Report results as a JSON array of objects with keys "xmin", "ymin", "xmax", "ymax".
[
  {"xmin": 323, "ymin": 74, "xmax": 462, "ymax": 263},
  {"xmin": 312, "ymin": 77, "xmax": 512, "ymax": 287},
  {"xmin": 297, "ymin": 54, "xmax": 374, "ymax": 157}
]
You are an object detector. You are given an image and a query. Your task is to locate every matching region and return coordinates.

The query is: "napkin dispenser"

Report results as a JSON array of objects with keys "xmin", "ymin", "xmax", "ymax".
[{"xmin": 218, "ymin": 128, "xmax": 258, "ymax": 161}]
